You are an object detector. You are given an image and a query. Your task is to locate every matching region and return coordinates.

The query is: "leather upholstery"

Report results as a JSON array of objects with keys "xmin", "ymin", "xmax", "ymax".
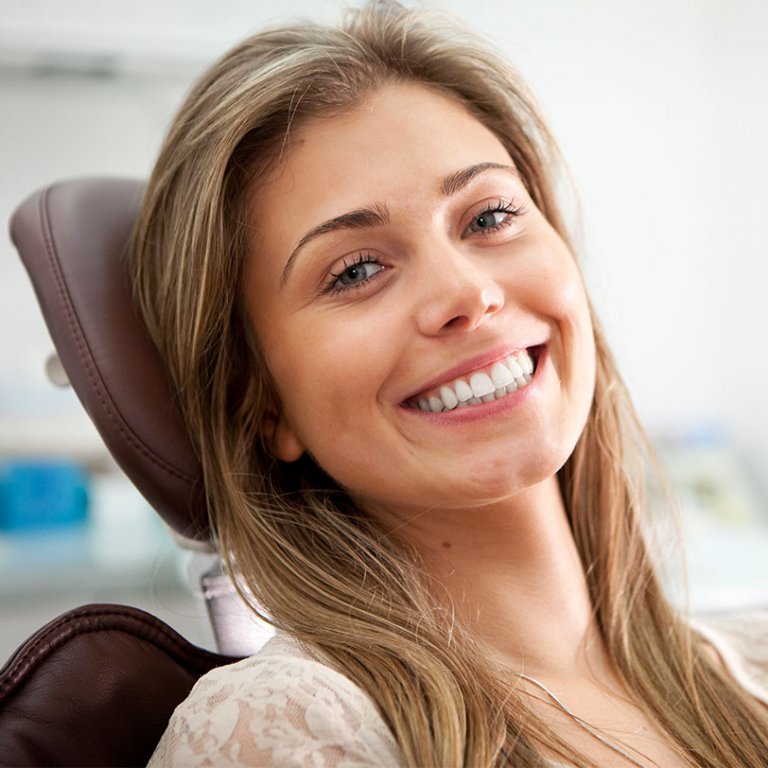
[
  {"xmin": 9, "ymin": 178, "xmax": 209, "ymax": 541},
  {"xmin": 3, "ymin": 179, "xmax": 231, "ymax": 764},
  {"xmin": 0, "ymin": 604, "xmax": 236, "ymax": 767}
]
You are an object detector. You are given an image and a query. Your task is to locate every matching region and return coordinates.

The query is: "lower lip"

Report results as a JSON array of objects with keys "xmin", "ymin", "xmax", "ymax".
[{"xmin": 399, "ymin": 346, "xmax": 547, "ymax": 424}]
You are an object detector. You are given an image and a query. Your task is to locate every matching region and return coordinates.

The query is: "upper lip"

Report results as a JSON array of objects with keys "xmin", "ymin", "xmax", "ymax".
[{"xmin": 400, "ymin": 342, "xmax": 543, "ymax": 403}]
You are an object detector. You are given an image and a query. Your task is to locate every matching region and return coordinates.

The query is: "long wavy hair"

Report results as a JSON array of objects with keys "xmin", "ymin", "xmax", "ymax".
[{"xmin": 131, "ymin": 2, "xmax": 768, "ymax": 765}]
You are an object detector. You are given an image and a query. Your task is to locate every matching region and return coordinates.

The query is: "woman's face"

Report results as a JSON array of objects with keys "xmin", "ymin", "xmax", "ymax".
[{"xmin": 244, "ymin": 83, "xmax": 595, "ymax": 518}]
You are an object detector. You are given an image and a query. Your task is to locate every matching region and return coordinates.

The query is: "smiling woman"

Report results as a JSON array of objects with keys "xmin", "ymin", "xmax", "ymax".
[
  {"xmin": 130, "ymin": 2, "xmax": 768, "ymax": 766},
  {"xmin": 245, "ymin": 82, "xmax": 595, "ymax": 517}
]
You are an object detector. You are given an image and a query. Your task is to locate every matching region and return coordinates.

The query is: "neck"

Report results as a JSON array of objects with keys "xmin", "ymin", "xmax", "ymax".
[{"xmin": 382, "ymin": 476, "xmax": 607, "ymax": 679}]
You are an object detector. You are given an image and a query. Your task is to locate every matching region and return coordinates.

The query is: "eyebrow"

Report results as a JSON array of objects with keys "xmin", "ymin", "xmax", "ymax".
[
  {"xmin": 280, "ymin": 161, "xmax": 518, "ymax": 286},
  {"xmin": 440, "ymin": 161, "xmax": 518, "ymax": 196},
  {"xmin": 280, "ymin": 205, "xmax": 390, "ymax": 287}
]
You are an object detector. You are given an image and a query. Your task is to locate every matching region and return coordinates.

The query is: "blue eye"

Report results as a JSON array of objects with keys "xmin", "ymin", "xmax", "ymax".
[
  {"xmin": 469, "ymin": 210, "xmax": 509, "ymax": 232},
  {"xmin": 466, "ymin": 200, "xmax": 525, "ymax": 236},
  {"xmin": 326, "ymin": 255, "xmax": 384, "ymax": 294}
]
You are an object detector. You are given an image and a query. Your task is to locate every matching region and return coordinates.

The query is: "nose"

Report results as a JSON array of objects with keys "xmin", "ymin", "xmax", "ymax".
[{"xmin": 414, "ymin": 247, "xmax": 505, "ymax": 336}]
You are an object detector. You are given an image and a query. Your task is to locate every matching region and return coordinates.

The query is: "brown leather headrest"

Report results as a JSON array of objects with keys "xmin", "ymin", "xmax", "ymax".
[
  {"xmin": 9, "ymin": 178, "xmax": 209, "ymax": 541},
  {"xmin": 0, "ymin": 603, "xmax": 236, "ymax": 766}
]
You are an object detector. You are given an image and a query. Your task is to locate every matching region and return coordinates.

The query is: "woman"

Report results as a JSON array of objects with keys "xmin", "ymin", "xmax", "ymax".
[{"xmin": 132, "ymin": 1, "xmax": 768, "ymax": 765}]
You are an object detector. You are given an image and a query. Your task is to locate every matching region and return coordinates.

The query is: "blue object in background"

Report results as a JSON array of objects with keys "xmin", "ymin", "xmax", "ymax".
[{"xmin": 0, "ymin": 460, "xmax": 89, "ymax": 531}]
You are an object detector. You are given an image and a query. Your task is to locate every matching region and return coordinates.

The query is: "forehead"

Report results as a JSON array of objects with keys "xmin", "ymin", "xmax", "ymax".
[{"xmin": 251, "ymin": 82, "xmax": 513, "ymax": 229}]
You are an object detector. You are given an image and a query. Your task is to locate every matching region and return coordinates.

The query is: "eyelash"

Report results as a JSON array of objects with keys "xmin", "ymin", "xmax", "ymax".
[
  {"xmin": 321, "ymin": 198, "xmax": 527, "ymax": 296},
  {"xmin": 466, "ymin": 198, "xmax": 527, "ymax": 237},
  {"xmin": 323, "ymin": 252, "xmax": 383, "ymax": 296}
]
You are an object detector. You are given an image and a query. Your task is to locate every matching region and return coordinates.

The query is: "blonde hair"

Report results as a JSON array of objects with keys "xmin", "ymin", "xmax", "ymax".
[{"xmin": 131, "ymin": 2, "xmax": 768, "ymax": 765}]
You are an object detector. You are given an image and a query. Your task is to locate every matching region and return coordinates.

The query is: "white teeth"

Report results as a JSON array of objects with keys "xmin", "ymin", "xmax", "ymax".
[
  {"xmin": 408, "ymin": 347, "xmax": 538, "ymax": 413},
  {"xmin": 490, "ymin": 362, "xmax": 514, "ymax": 388},
  {"xmin": 454, "ymin": 379, "xmax": 474, "ymax": 403},
  {"xmin": 469, "ymin": 372, "xmax": 494, "ymax": 398},
  {"xmin": 518, "ymin": 350, "xmax": 534, "ymax": 375},
  {"xmin": 428, "ymin": 396, "xmax": 444, "ymax": 413},
  {"xmin": 439, "ymin": 385, "xmax": 458, "ymax": 410},
  {"xmin": 506, "ymin": 357, "xmax": 524, "ymax": 378}
]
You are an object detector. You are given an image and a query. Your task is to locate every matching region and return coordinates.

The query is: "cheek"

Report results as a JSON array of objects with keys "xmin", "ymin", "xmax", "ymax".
[
  {"xmin": 528, "ymin": 250, "xmax": 596, "ymax": 425},
  {"xmin": 533, "ymin": 246, "xmax": 588, "ymax": 317},
  {"xmin": 268, "ymin": 317, "xmax": 395, "ymax": 452},
  {"xmin": 533, "ymin": 247, "xmax": 593, "ymax": 350},
  {"xmin": 558, "ymin": 278, "xmax": 597, "ymax": 435}
]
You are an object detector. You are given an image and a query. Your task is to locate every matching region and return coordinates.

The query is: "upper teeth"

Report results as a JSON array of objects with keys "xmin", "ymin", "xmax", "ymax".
[{"xmin": 411, "ymin": 349, "xmax": 536, "ymax": 412}]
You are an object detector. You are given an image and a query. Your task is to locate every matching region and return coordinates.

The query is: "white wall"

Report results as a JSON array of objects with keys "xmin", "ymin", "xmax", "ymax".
[{"xmin": 1, "ymin": 0, "xmax": 767, "ymax": 495}]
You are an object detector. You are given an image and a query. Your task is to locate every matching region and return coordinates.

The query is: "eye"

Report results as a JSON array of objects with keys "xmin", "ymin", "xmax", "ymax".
[
  {"xmin": 465, "ymin": 199, "xmax": 526, "ymax": 237},
  {"xmin": 469, "ymin": 210, "xmax": 508, "ymax": 232},
  {"xmin": 325, "ymin": 254, "xmax": 385, "ymax": 294}
]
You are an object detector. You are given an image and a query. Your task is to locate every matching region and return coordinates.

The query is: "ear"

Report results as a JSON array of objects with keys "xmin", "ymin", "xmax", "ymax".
[{"xmin": 263, "ymin": 413, "xmax": 305, "ymax": 463}]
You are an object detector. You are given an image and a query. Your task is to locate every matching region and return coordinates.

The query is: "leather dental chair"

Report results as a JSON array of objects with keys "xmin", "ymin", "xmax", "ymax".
[{"xmin": 0, "ymin": 179, "xmax": 267, "ymax": 766}]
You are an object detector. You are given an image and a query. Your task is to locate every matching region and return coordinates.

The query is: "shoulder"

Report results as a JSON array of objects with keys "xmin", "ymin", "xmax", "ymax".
[
  {"xmin": 148, "ymin": 634, "xmax": 401, "ymax": 768},
  {"xmin": 693, "ymin": 609, "xmax": 768, "ymax": 704}
]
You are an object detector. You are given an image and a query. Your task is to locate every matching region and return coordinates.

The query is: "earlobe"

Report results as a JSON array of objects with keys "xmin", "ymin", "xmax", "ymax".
[{"xmin": 266, "ymin": 415, "xmax": 305, "ymax": 463}]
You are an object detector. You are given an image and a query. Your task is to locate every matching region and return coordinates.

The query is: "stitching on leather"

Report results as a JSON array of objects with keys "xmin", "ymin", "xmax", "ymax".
[
  {"xmin": 0, "ymin": 605, "xmax": 238, "ymax": 702},
  {"xmin": 37, "ymin": 186, "xmax": 196, "ymax": 486}
]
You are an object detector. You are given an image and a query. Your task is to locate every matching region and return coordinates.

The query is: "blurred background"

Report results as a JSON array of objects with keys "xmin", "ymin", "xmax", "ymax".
[{"xmin": 1, "ymin": 0, "xmax": 767, "ymax": 662}]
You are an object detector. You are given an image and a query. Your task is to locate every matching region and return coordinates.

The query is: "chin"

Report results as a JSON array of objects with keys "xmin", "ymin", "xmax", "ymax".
[{"xmin": 437, "ymin": 448, "xmax": 568, "ymax": 508}]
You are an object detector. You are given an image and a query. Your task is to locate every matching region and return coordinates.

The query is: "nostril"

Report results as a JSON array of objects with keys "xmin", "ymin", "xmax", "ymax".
[
  {"xmin": 420, "ymin": 279, "xmax": 503, "ymax": 336},
  {"xmin": 442, "ymin": 315, "xmax": 469, "ymax": 331}
]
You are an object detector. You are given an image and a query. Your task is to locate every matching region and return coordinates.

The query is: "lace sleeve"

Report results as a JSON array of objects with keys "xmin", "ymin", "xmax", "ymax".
[{"xmin": 148, "ymin": 638, "xmax": 402, "ymax": 768}]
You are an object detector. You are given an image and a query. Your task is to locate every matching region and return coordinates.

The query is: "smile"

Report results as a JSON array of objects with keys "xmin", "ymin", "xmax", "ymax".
[{"xmin": 404, "ymin": 347, "xmax": 539, "ymax": 412}]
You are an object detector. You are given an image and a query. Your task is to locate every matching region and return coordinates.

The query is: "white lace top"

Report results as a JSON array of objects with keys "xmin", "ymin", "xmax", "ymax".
[
  {"xmin": 149, "ymin": 634, "xmax": 402, "ymax": 767},
  {"xmin": 149, "ymin": 612, "xmax": 768, "ymax": 767}
]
